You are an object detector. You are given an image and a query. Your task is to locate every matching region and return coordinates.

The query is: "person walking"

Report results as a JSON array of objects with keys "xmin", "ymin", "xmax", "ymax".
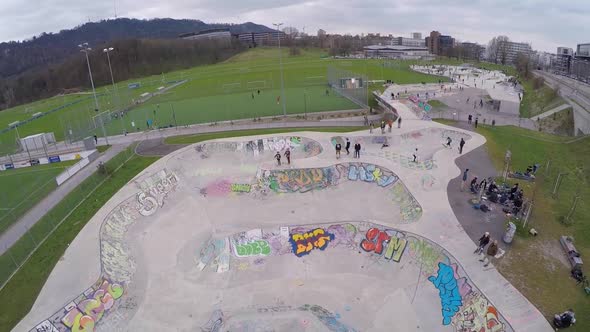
[
  {"xmin": 412, "ymin": 148, "xmax": 418, "ymax": 162},
  {"xmin": 345, "ymin": 138, "xmax": 351, "ymax": 155},
  {"xmin": 461, "ymin": 168, "xmax": 469, "ymax": 191},
  {"xmin": 459, "ymin": 138, "xmax": 466, "ymax": 154},
  {"xmin": 397, "ymin": 117, "xmax": 402, "ymax": 128},
  {"xmin": 93, "ymin": 135, "xmax": 98, "ymax": 144},
  {"xmin": 468, "ymin": 114, "xmax": 472, "ymax": 124},
  {"xmin": 354, "ymin": 143, "xmax": 361, "ymax": 158},
  {"xmin": 492, "ymin": 119, "xmax": 496, "ymax": 126},
  {"xmin": 335, "ymin": 142, "xmax": 342, "ymax": 159},
  {"xmin": 284, "ymin": 149, "xmax": 291, "ymax": 165},
  {"xmin": 480, "ymin": 240, "xmax": 498, "ymax": 267},
  {"xmin": 369, "ymin": 121, "xmax": 374, "ymax": 134},
  {"xmin": 275, "ymin": 151, "xmax": 281, "ymax": 166},
  {"xmin": 474, "ymin": 118, "xmax": 479, "ymax": 128},
  {"xmin": 474, "ymin": 232, "xmax": 491, "ymax": 254},
  {"xmin": 381, "ymin": 121, "xmax": 386, "ymax": 134}
]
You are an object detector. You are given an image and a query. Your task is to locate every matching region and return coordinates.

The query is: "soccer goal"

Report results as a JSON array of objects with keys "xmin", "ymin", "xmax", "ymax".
[
  {"xmin": 246, "ymin": 80, "xmax": 267, "ymax": 89},
  {"xmin": 222, "ymin": 82, "xmax": 241, "ymax": 93}
]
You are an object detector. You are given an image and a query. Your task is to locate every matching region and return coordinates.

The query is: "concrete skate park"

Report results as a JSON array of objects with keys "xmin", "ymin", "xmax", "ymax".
[{"xmin": 17, "ymin": 121, "xmax": 552, "ymax": 331}]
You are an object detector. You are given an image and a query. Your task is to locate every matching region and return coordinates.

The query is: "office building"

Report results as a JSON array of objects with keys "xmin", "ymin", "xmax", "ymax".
[
  {"xmin": 412, "ymin": 32, "xmax": 422, "ymax": 40},
  {"xmin": 496, "ymin": 41, "xmax": 532, "ymax": 65},
  {"xmin": 235, "ymin": 31, "xmax": 286, "ymax": 47},
  {"xmin": 391, "ymin": 36, "xmax": 425, "ymax": 47},
  {"xmin": 576, "ymin": 43, "xmax": 590, "ymax": 58},
  {"xmin": 552, "ymin": 47, "xmax": 574, "ymax": 74},
  {"xmin": 571, "ymin": 43, "xmax": 590, "ymax": 82},
  {"xmin": 317, "ymin": 29, "xmax": 326, "ymax": 38},
  {"xmin": 425, "ymin": 31, "xmax": 455, "ymax": 55},
  {"xmin": 179, "ymin": 29, "xmax": 232, "ymax": 43}
]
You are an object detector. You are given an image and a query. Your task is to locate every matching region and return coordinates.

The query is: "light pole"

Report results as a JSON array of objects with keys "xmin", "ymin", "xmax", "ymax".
[
  {"xmin": 273, "ymin": 23, "xmax": 287, "ymax": 117},
  {"xmin": 103, "ymin": 47, "xmax": 124, "ymax": 134},
  {"xmin": 79, "ymin": 43, "xmax": 109, "ymax": 145}
]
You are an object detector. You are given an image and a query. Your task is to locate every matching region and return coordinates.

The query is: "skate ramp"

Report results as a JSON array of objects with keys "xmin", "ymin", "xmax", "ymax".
[{"xmin": 20, "ymin": 128, "xmax": 550, "ymax": 332}]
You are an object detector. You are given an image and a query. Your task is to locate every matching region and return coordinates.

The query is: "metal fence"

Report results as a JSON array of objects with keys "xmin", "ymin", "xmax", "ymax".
[{"xmin": 327, "ymin": 65, "xmax": 369, "ymax": 108}]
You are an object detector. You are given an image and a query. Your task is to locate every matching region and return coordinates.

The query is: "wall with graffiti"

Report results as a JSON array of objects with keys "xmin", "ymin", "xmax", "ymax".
[
  {"xmin": 195, "ymin": 221, "xmax": 513, "ymax": 332},
  {"xmin": 194, "ymin": 136, "xmax": 322, "ymax": 159},
  {"xmin": 31, "ymin": 169, "xmax": 179, "ymax": 332}
]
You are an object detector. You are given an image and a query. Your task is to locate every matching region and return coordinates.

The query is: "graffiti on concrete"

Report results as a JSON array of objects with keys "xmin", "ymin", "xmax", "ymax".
[
  {"xmin": 429, "ymin": 262, "xmax": 463, "ymax": 325},
  {"xmin": 201, "ymin": 309, "xmax": 224, "ymax": 332},
  {"xmin": 360, "ymin": 227, "xmax": 407, "ymax": 262},
  {"xmin": 289, "ymin": 228, "xmax": 335, "ymax": 257},
  {"xmin": 348, "ymin": 164, "xmax": 397, "ymax": 187},
  {"xmin": 299, "ymin": 304, "xmax": 358, "ymax": 332},
  {"xmin": 197, "ymin": 237, "xmax": 230, "ymax": 273},
  {"xmin": 234, "ymin": 240, "xmax": 271, "ymax": 257},
  {"xmin": 258, "ymin": 162, "xmax": 399, "ymax": 194},
  {"xmin": 195, "ymin": 136, "xmax": 322, "ymax": 159},
  {"xmin": 31, "ymin": 278, "xmax": 124, "ymax": 332},
  {"xmin": 391, "ymin": 182, "xmax": 423, "ymax": 223},
  {"xmin": 231, "ymin": 183, "xmax": 251, "ymax": 193},
  {"xmin": 421, "ymin": 173, "xmax": 437, "ymax": 191},
  {"xmin": 31, "ymin": 169, "xmax": 179, "ymax": 332}
]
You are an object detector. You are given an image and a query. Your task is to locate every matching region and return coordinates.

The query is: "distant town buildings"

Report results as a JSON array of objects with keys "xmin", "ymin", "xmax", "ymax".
[
  {"xmin": 497, "ymin": 40, "xmax": 532, "ymax": 65},
  {"xmin": 551, "ymin": 47, "xmax": 574, "ymax": 74},
  {"xmin": 363, "ymin": 45, "xmax": 433, "ymax": 60},
  {"xmin": 425, "ymin": 31, "xmax": 455, "ymax": 55},
  {"xmin": 235, "ymin": 31, "xmax": 286, "ymax": 47},
  {"xmin": 571, "ymin": 43, "xmax": 590, "ymax": 82},
  {"xmin": 179, "ymin": 28, "xmax": 232, "ymax": 43},
  {"xmin": 391, "ymin": 36, "xmax": 426, "ymax": 47},
  {"xmin": 317, "ymin": 29, "xmax": 326, "ymax": 38},
  {"xmin": 412, "ymin": 32, "xmax": 422, "ymax": 40}
]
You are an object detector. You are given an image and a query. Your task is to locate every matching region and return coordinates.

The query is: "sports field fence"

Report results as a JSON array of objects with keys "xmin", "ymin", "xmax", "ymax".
[{"xmin": 327, "ymin": 65, "xmax": 369, "ymax": 109}]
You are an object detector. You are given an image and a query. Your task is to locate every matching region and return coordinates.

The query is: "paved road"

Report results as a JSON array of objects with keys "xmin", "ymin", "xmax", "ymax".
[
  {"xmin": 0, "ymin": 118, "xmax": 367, "ymax": 255},
  {"xmin": 530, "ymin": 103, "xmax": 571, "ymax": 121},
  {"xmin": 0, "ymin": 144, "xmax": 127, "ymax": 255}
]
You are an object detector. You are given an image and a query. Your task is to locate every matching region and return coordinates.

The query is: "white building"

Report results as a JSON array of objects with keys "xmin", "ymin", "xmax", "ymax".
[
  {"xmin": 391, "ymin": 37, "xmax": 426, "ymax": 48},
  {"xmin": 179, "ymin": 29, "xmax": 232, "ymax": 43},
  {"xmin": 497, "ymin": 41, "xmax": 532, "ymax": 65}
]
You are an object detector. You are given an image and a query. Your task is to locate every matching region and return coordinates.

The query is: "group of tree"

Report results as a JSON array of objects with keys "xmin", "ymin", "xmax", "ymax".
[{"xmin": 0, "ymin": 38, "xmax": 246, "ymax": 109}]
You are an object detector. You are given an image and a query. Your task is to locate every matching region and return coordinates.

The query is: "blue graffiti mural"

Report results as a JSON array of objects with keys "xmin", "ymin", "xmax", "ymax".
[
  {"xmin": 428, "ymin": 262, "xmax": 463, "ymax": 325},
  {"xmin": 347, "ymin": 164, "xmax": 396, "ymax": 187}
]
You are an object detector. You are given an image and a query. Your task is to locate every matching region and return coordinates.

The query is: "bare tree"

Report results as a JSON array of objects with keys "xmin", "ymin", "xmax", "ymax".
[{"xmin": 487, "ymin": 35, "xmax": 510, "ymax": 64}]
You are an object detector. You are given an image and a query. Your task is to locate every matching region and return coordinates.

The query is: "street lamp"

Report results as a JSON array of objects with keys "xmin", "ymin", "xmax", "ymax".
[
  {"xmin": 79, "ymin": 43, "xmax": 109, "ymax": 145},
  {"xmin": 103, "ymin": 47, "xmax": 124, "ymax": 134},
  {"xmin": 273, "ymin": 23, "xmax": 287, "ymax": 117}
]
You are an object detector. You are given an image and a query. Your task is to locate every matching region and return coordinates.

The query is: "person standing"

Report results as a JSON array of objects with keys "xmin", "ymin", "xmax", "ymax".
[
  {"xmin": 468, "ymin": 114, "xmax": 472, "ymax": 124},
  {"xmin": 412, "ymin": 148, "xmax": 418, "ymax": 162},
  {"xmin": 345, "ymin": 138, "xmax": 351, "ymax": 155},
  {"xmin": 335, "ymin": 142, "xmax": 342, "ymax": 159},
  {"xmin": 93, "ymin": 135, "xmax": 98, "ymax": 144},
  {"xmin": 284, "ymin": 149, "xmax": 291, "ymax": 165},
  {"xmin": 397, "ymin": 117, "xmax": 402, "ymax": 128},
  {"xmin": 474, "ymin": 118, "xmax": 479, "ymax": 128},
  {"xmin": 480, "ymin": 240, "xmax": 498, "ymax": 267},
  {"xmin": 381, "ymin": 121, "xmax": 386, "ymax": 134},
  {"xmin": 461, "ymin": 168, "xmax": 469, "ymax": 191},
  {"xmin": 474, "ymin": 232, "xmax": 490, "ymax": 254},
  {"xmin": 354, "ymin": 143, "xmax": 361, "ymax": 158},
  {"xmin": 369, "ymin": 121, "xmax": 374, "ymax": 134},
  {"xmin": 459, "ymin": 138, "xmax": 466, "ymax": 154},
  {"xmin": 275, "ymin": 151, "xmax": 281, "ymax": 166}
]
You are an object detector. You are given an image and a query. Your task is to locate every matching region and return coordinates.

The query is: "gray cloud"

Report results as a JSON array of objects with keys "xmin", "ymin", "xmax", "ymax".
[{"xmin": 0, "ymin": 0, "xmax": 588, "ymax": 52}]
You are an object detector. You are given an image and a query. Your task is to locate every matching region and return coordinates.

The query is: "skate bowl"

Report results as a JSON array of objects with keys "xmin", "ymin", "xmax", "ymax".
[{"xmin": 18, "ymin": 126, "xmax": 551, "ymax": 332}]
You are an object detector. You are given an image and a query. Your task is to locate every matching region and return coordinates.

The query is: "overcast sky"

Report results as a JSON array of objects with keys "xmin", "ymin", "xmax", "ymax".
[{"xmin": 1, "ymin": 0, "xmax": 588, "ymax": 52}]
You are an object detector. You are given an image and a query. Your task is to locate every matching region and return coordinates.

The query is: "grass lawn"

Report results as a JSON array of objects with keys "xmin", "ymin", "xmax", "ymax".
[
  {"xmin": 427, "ymin": 99, "xmax": 447, "ymax": 108},
  {"xmin": 0, "ymin": 147, "xmax": 158, "ymax": 332},
  {"xmin": 475, "ymin": 125, "xmax": 590, "ymax": 330},
  {"xmin": 1, "ymin": 48, "xmax": 446, "ymax": 152},
  {"xmin": 0, "ymin": 161, "xmax": 76, "ymax": 235},
  {"xmin": 164, "ymin": 126, "xmax": 368, "ymax": 144}
]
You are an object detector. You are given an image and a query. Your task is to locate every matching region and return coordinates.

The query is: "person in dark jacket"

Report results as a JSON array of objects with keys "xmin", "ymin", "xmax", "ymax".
[
  {"xmin": 480, "ymin": 240, "xmax": 498, "ymax": 267},
  {"xmin": 474, "ymin": 232, "xmax": 490, "ymax": 254}
]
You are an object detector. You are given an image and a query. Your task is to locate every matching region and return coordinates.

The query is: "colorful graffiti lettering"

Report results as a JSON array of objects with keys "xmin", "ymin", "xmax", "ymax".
[
  {"xmin": 231, "ymin": 183, "xmax": 251, "ymax": 193},
  {"xmin": 348, "ymin": 164, "xmax": 397, "ymax": 187},
  {"xmin": 234, "ymin": 240, "xmax": 271, "ymax": 257},
  {"xmin": 391, "ymin": 182, "xmax": 423, "ymax": 222},
  {"xmin": 360, "ymin": 228, "xmax": 407, "ymax": 261},
  {"xmin": 270, "ymin": 167, "xmax": 338, "ymax": 193},
  {"xmin": 429, "ymin": 262, "xmax": 463, "ymax": 325},
  {"xmin": 289, "ymin": 228, "xmax": 335, "ymax": 257}
]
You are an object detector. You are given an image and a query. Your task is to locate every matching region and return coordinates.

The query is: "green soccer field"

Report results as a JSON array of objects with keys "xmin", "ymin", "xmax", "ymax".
[
  {"xmin": 0, "ymin": 161, "xmax": 75, "ymax": 234},
  {"xmin": 0, "ymin": 48, "xmax": 447, "ymax": 151}
]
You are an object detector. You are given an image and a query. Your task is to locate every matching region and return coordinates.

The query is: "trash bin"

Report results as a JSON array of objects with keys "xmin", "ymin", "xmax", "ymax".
[{"xmin": 503, "ymin": 222, "xmax": 517, "ymax": 244}]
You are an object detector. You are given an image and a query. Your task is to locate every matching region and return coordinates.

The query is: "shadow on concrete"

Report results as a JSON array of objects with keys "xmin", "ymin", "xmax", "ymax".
[{"xmin": 135, "ymin": 138, "xmax": 187, "ymax": 157}]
